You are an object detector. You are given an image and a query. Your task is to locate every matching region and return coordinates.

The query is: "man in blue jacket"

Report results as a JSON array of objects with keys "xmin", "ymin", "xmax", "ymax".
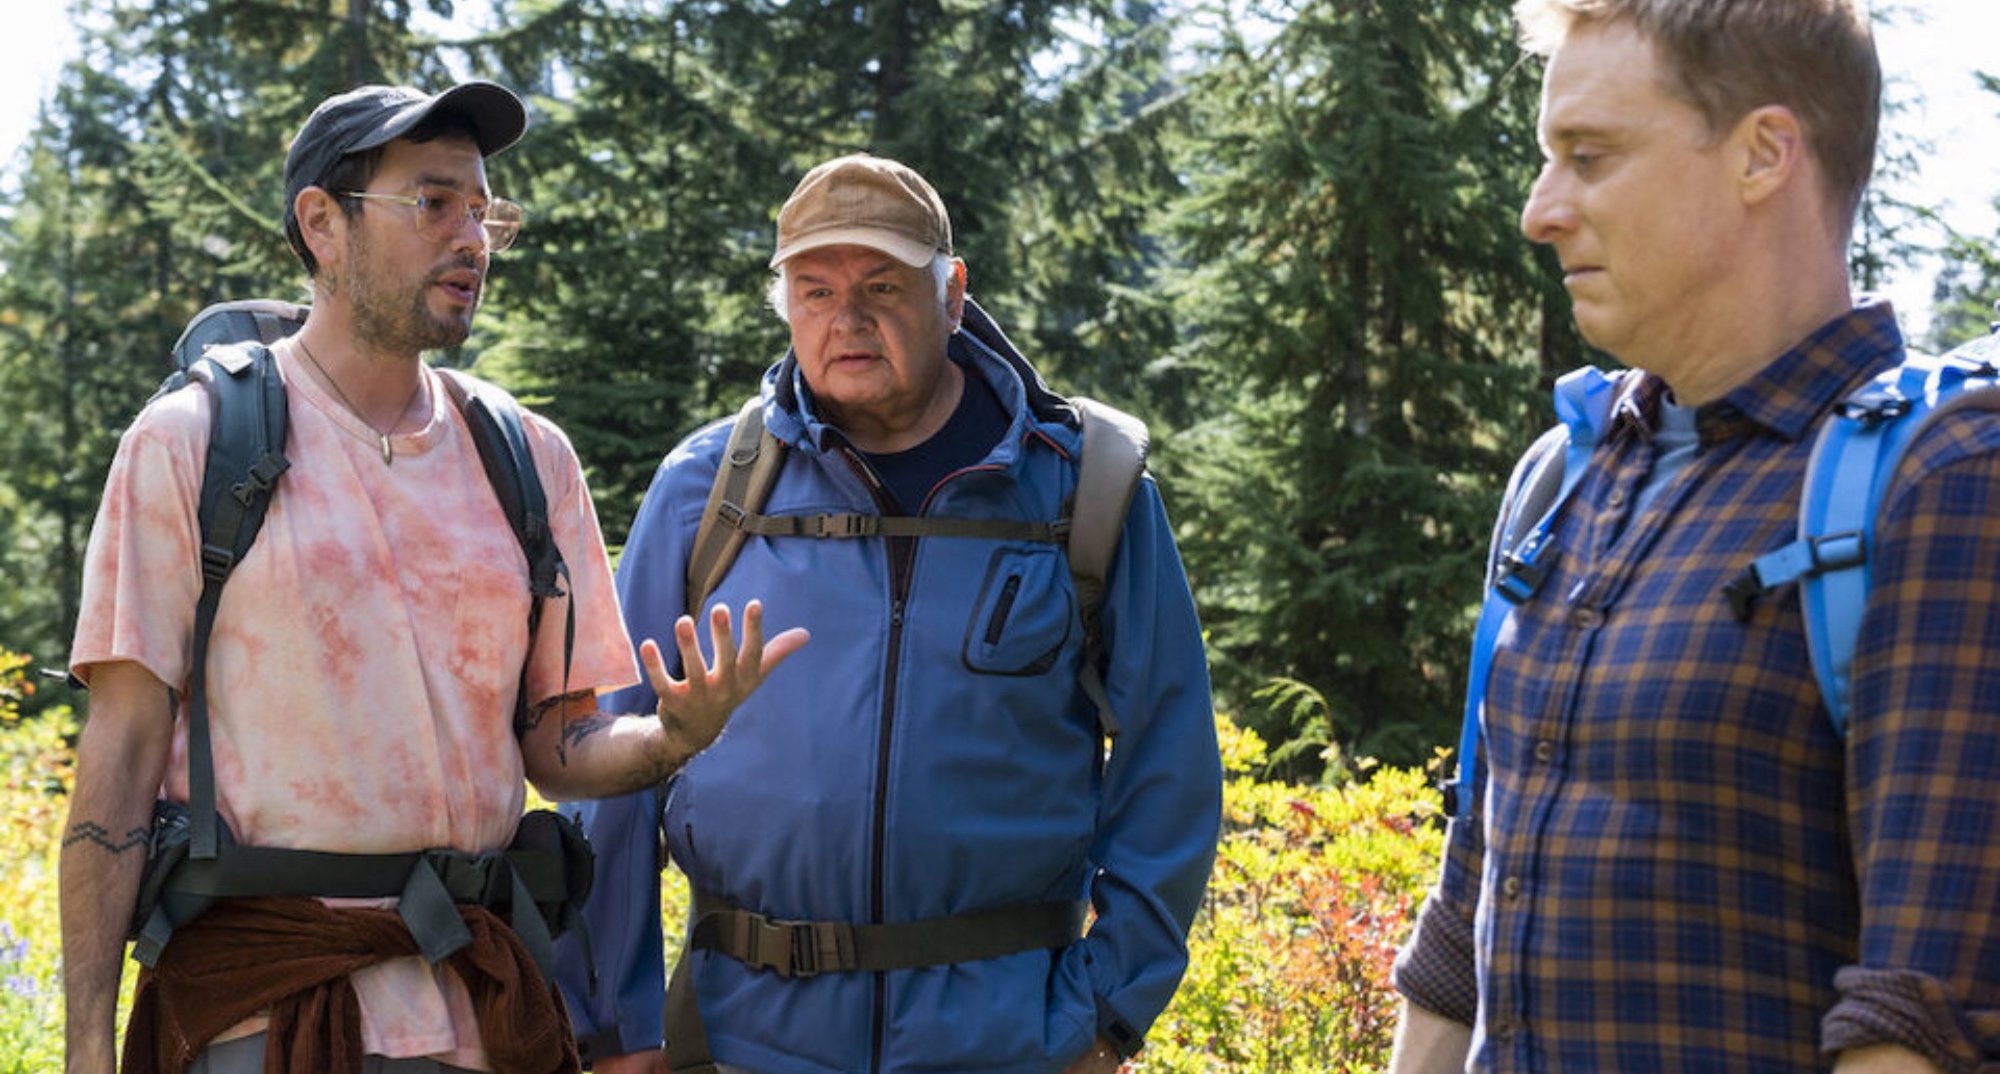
[{"xmin": 553, "ymin": 154, "xmax": 1221, "ymax": 1074}]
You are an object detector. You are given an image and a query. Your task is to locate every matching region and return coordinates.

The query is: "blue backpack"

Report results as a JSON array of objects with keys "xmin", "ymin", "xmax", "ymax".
[{"xmin": 1445, "ymin": 325, "xmax": 2000, "ymax": 818}]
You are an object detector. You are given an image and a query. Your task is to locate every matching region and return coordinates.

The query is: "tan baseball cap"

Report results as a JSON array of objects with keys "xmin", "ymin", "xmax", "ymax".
[{"xmin": 769, "ymin": 154, "xmax": 953, "ymax": 269}]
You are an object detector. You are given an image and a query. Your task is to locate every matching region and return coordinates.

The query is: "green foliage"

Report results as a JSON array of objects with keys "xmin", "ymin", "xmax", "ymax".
[
  {"xmin": 1918, "ymin": 65, "xmax": 2000, "ymax": 351},
  {"xmin": 2, "ymin": 691, "xmax": 1446, "ymax": 1070},
  {"xmin": 1928, "ymin": 238, "xmax": 2000, "ymax": 351},
  {"xmin": 0, "ymin": 650, "xmax": 79, "ymax": 1071},
  {"xmin": 0, "ymin": 0, "xmax": 1971, "ymax": 800},
  {"xmin": 1143, "ymin": 715, "xmax": 1441, "ymax": 1073},
  {"xmin": 0, "ymin": 0, "xmax": 466, "ymax": 689},
  {"xmin": 1850, "ymin": 0, "xmax": 1948, "ymax": 304},
  {"xmin": 457, "ymin": 0, "xmax": 1187, "ymax": 529},
  {"xmin": 1162, "ymin": 0, "xmax": 1562, "ymax": 773},
  {"xmin": 462, "ymin": 0, "xmax": 798, "ymax": 519}
]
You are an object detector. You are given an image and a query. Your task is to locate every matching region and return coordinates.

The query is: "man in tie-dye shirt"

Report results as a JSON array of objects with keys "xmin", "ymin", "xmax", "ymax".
[{"xmin": 59, "ymin": 81, "xmax": 806, "ymax": 1074}]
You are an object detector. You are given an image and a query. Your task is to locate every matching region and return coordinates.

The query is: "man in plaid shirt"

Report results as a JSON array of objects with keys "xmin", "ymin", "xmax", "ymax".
[{"xmin": 1389, "ymin": 2, "xmax": 2000, "ymax": 1073}]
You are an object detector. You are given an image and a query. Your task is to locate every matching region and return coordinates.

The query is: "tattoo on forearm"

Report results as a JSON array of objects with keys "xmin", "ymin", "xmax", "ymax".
[
  {"xmin": 63, "ymin": 821, "xmax": 149, "ymax": 854},
  {"xmin": 561, "ymin": 715, "xmax": 614, "ymax": 755}
]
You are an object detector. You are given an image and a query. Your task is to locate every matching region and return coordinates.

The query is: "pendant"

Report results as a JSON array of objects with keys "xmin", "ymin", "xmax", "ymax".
[{"xmin": 380, "ymin": 434, "xmax": 394, "ymax": 466}]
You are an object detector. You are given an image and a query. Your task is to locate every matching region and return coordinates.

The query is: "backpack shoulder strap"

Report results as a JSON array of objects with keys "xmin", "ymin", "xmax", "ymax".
[
  {"xmin": 436, "ymin": 368, "xmax": 570, "ymax": 735},
  {"xmin": 1741, "ymin": 337, "xmax": 2000, "ymax": 735},
  {"xmin": 173, "ymin": 299, "xmax": 308, "ymax": 370},
  {"xmin": 686, "ymin": 397, "xmax": 787, "ymax": 620},
  {"xmin": 185, "ymin": 343, "xmax": 290, "ymax": 858},
  {"xmin": 1066, "ymin": 398, "xmax": 1149, "ymax": 741},
  {"xmin": 1445, "ymin": 365, "xmax": 1618, "ymax": 818},
  {"xmin": 435, "ymin": 369, "xmax": 564, "ymax": 600},
  {"xmin": 1486, "ymin": 424, "xmax": 1570, "ymax": 587}
]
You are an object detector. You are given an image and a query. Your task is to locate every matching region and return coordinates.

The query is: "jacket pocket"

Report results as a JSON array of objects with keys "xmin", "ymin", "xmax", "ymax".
[{"xmin": 962, "ymin": 546, "xmax": 1074, "ymax": 676}]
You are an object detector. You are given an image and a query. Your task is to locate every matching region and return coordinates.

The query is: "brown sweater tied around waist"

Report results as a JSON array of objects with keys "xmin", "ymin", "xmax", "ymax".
[{"xmin": 121, "ymin": 896, "xmax": 580, "ymax": 1074}]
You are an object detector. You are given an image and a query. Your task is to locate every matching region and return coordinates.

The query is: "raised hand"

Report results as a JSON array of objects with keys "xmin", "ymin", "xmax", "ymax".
[{"xmin": 641, "ymin": 599, "xmax": 809, "ymax": 764}]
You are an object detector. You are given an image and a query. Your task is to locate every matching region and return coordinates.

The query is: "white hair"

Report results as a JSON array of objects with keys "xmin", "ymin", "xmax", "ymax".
[{"xmin": 767, "ymin": 253, "xmax": 957, "ymax": 324}]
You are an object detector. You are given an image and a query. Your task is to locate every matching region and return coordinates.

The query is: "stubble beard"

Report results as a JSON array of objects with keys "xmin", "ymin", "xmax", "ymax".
[{"xmin": 343, "ymin": 229, "xmax": 477, "ymax": 356}]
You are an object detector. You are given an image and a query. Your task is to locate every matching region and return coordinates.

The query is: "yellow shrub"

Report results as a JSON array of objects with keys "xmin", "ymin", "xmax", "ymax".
[
  {"xmin": 1139, "ymin": 715, "xmax": 1443, "ymax": 1074},
  {"xmin": 0, "ymin": 650, "xmax": 76, "ymax": 1070},
  {"xmin": 7, "ymin": 668, "xmax": 1444, "ymax": 1072}
]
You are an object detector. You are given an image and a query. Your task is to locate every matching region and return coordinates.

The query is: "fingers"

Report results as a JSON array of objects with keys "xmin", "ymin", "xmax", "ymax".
[
  {"xmin": 706, "ymin": 603, "xmax": 739, "ymax": 683},
  {"xmin": 738, "ymin": 600, "xmax": 766, "ymax": 681},
  {"xmin": 760, "ymin": 625, "xmax": 811, "ymax": 674},
  {"xmin": 645, "ymin": 601, "xmax": 809, "ymax": 695},
  {"xmin": 639, "ymin": 635, "xmax": 687, "ymax": 702}
]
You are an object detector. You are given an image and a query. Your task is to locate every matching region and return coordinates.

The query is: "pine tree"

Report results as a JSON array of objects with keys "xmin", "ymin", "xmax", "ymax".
[
  {"xmin": 0, "ymin": 0, "xmax": 478, "ymax": 670},
  {"xmin": 466, "ymin": 0, "xmax": 1189, "ymax": 531},
  {"xmin": 1162, "ymin": 0, "xmax": 1559, "ymax": 772}
]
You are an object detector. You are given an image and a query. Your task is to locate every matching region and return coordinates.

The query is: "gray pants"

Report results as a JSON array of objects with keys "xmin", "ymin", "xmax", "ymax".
[{"xmin": 190, "ymin": 1033, "xmax": 485, "ymax": 1074}]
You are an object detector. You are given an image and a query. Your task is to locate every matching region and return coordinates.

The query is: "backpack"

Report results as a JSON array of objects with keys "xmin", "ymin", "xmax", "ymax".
[
  {"xmin": 1444, "ymin": 325, "xmax": 2000, "ymax": 819},
  {"xmin": 682, "ymin": 297, "xmax": 1150, "ymax": 741},
  {"xmin": 126, "ymin": 299, "xmax": 591, "ymax": 974}
]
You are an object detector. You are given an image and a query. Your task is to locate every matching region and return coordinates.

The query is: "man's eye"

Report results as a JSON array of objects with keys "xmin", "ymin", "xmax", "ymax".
[{"xmin": 417, "ymin": 190, "xmax": 463, "ymax": 222}]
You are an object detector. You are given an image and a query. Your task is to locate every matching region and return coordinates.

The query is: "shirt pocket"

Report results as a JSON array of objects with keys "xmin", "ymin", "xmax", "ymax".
[{"xmin": 961, "ymin": 545, "xmax": 1074, "ymax": 676}]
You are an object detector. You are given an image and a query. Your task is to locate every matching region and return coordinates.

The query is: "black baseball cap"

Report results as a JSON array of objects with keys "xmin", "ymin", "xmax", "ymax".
[{"xmin": 282, "ymin": 81, "xmax": 527, "ymax": 254}]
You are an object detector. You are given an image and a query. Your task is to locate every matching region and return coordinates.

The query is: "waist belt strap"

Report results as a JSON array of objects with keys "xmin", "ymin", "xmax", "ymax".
[
  {"xmin": 663, "ymin": 894, "xmax": 1087, "ymax": 1073},
  {"xmin": 689, "ymin": 891, "xmax": 1087, "ymax": 976},
  {"xmin": 152, "ymin": 830, "xmax": 581, "ymax": 974}
]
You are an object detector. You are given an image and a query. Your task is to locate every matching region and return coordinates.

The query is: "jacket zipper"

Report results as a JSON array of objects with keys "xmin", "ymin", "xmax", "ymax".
[
  {"xmin": 984, "ymin": 573, "xmax": 1023, "ymax": 645},
  {"xmin": 842, "ymin": 445, "xmax": 912, "ymax": 1074},
  {"xmin": 871, "ymin": 587, "xmax": 907, "ymax": 1074}
]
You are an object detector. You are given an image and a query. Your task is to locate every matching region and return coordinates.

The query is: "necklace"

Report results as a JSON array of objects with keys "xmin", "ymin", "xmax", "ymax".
[{"xmin": 295, "ymin": 338, "xmax": 425, "ymax": 465}]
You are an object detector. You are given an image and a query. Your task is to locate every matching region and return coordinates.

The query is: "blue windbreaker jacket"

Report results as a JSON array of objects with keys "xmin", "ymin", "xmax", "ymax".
[{"xmin": 553, "ymin": 322, "xmax": 1220, "ymax": 1074}]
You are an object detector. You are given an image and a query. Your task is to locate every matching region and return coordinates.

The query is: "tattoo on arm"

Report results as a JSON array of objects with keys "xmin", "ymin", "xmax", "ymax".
[
  {"xmin": 561, "ymin": 715, "xmax": 614, "ymax": 754},
  {"xmin": 63, "ymin": 821, "xmax": 149, "ymax": 854},
  {"xmin": 520, "ymin": 688, "xmax": 588, "ymax": 736},
  {"xmin": 521, "ymin": 689, "xmax": 609, "ymax": 766},
  {"xmin": 521, "ymin": 689, "xmax": 591, "ymax": 736}
]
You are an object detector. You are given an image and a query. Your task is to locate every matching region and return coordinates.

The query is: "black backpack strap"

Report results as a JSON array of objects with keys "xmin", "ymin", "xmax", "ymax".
[
  {"xmin": 172, "ymin": 300, "xmax": 309, "ymax": 371},
  {"xmin": 436, "ymin": 369, "xmax": 571, "ymax": 736},
  {"xmin": 687, "ymin": 890, "xmax": 1087, "ymax": 975},
  {"xmin": 684, "ymin": 396, "xmax": 1073, "ymax": 618},
  {"xmin": 134, "ymin": 807, "xmax": 594, "ymax": 974},
  {"xmin": 187, "ymin": 344, "xmax": 290, "ymax": 860},
  {"xmin": 663, "ymin": 891, "xmax": 1087, "ymax": 1074}
]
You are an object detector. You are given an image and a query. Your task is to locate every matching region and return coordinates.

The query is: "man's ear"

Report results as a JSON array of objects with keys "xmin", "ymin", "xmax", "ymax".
[
  {"xmin": 295, "ymin": 187, "xmax": 346, "ymax": 270},
  {"xmin": 1735, "ymin": 104, "xmax": 1807, "ymax": 208},
  {"xmin": 944, "ymin": 258, "xmax": 967, "ymax": 332}
]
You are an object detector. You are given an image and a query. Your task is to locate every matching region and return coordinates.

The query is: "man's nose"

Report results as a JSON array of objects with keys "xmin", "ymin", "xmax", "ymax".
[
  {"xmin": 832, "ymin": 292, "xmax": 873, "ymax": 329},
  {"xmin": 1520, "ymin": 164, "xmax": 1573, "ymax": 245},
  {"xmin": 448, "ymin": 205, "xmax": 488, "ymax": 254}
]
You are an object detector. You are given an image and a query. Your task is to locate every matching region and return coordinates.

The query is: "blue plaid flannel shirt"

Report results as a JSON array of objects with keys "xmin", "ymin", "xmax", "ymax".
[{"xmin": 1395, "ymin": 301, "xmax": 2000, "ymax": 1073}]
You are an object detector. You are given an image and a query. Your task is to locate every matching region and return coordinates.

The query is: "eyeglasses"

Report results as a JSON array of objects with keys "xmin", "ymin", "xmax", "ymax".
[{"xmin": 336, "ymin": 185, "xmax": 525, "ymax": 252}]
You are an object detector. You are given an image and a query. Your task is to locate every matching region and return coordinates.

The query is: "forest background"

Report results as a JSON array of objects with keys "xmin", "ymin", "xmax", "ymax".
[
  {"xmin": 0, "ymin": 0, "xmax": 1998, "ymax": 1067},
  {"xmin": 4, "ymin": 0, "xmax": 2000, "ymax": 770}
]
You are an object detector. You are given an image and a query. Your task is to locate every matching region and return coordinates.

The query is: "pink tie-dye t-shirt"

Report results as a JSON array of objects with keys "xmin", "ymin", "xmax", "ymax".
[{"xmin": 71, "ymin": 346, "xmax": 639, "ymax": 1067}]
